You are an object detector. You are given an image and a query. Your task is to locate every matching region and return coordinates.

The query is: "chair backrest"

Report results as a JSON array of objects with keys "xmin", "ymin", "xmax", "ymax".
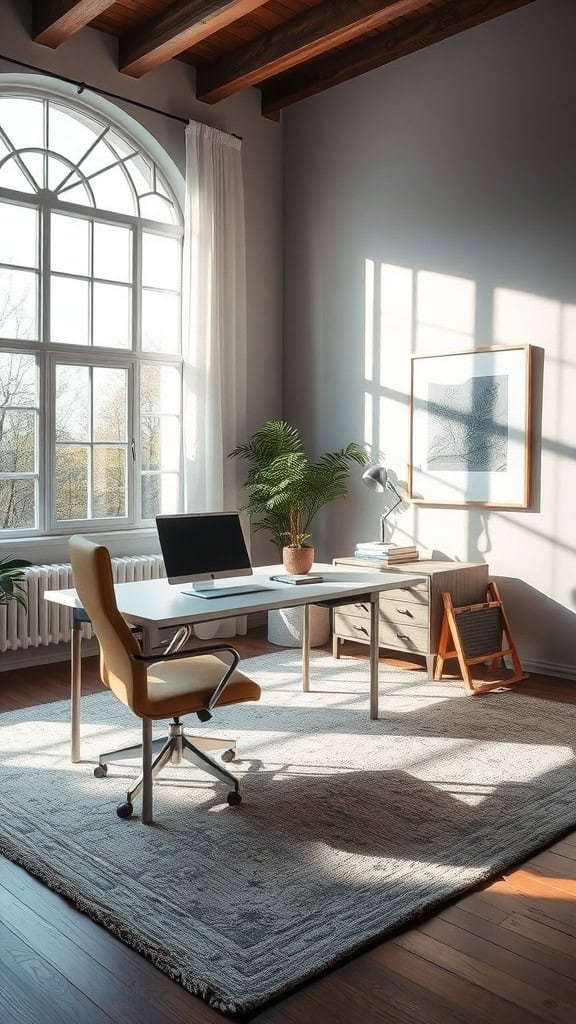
[{"xmin": 69, "ymin": 536, "xmax": 145, "ymax": 710}]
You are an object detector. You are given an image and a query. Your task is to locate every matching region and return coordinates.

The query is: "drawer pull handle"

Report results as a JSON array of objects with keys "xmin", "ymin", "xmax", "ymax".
[
  {"xmin": 395, "ymin": 607, "xmax": 414, "ymax": 618},
  {"xmin": 396, "ymin": 633, "xmax": 411, "ymax": 641},
  {"xmin": 355, "ymin": 603, "xmax": 368, "ymax": 612},
  {"xmin": 354, "ymin": 625, "xmax": 369, "ymax": 635}
]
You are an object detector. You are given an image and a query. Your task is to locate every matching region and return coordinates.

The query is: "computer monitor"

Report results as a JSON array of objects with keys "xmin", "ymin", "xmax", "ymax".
[{"xmin": 156, "ymin": 512, "xmax": 268, "ymax": 599}]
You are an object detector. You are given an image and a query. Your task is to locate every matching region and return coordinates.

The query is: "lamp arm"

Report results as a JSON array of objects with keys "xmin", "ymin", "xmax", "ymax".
[{"xmin": 379, "ymin": 481, "xmax": 403, "ymax": 542}]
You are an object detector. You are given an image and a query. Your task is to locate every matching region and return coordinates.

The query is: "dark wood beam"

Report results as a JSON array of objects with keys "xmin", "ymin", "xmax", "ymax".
[
  {"xmin": 119, "ymin": 0, "xmax": 270, "ymax": 78},
  {"xmin": 33, "ymin": 0, "xmax": 116, "ymax": 47},
  {"xmin": 260, "ymin": 0, "xmax": 536, "ymax": 118},
  {"xmin": 197, "ymin": 0, "xmax": 426, "ymax": 104}
]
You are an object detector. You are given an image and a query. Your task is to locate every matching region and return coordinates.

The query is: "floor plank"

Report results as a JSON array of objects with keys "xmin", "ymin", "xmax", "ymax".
[{"xmin": 1, "ymin": 633, "xmax": 576, "ymax": 1023}]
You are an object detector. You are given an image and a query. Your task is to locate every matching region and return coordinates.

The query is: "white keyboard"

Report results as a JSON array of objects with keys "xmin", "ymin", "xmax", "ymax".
[{"xmin": 181, "ymin": 583, "xmax": 271, "ymax": 599}]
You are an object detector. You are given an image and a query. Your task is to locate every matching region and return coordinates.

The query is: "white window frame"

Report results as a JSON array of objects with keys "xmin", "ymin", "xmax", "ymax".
[{"xmin": 0, "ymin": 88, "xmax": 184, "ymax": 540}]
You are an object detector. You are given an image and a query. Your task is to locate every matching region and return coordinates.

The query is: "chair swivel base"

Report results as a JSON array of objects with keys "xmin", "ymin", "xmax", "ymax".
[{"xmin": 93, "ymin": 719, "xmax": 241, "ymax": 818}]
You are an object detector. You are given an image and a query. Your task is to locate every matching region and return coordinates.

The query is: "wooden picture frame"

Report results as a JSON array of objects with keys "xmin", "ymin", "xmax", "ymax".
[{"xmin": 409, "ymin": 345, "xmax": 532, "ymax": 508}]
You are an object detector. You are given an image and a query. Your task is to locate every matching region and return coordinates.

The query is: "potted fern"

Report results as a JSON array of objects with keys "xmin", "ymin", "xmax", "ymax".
[
  {"xmin": 230, "ymin": 420, "xmax": 368, "ymax": 573},
  {"xmin": 0, "ymin": 555, "xmax": 31, "ymax": 610}
]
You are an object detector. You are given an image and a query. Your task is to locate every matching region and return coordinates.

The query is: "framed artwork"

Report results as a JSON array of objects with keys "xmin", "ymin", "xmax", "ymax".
[{"xmin": 409, "ymin": 345, "xmax": 532, "ymax": 508}]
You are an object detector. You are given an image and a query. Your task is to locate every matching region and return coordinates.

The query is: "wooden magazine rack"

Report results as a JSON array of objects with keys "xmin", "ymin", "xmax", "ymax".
[{"xmin": 434, "ymin": 581, "xmax": 528, "ymax": 695}]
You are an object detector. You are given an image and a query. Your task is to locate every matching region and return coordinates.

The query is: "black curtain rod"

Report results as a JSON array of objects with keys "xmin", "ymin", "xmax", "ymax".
[{"xmin": 0, "ymin": 53, "xmax": 242, "ymax": 141}]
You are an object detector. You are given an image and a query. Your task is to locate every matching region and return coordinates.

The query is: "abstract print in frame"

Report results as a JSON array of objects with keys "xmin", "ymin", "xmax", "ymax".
[{"xmin": 409, "ymin": 346, "xmax": 532, "ymax": 507}]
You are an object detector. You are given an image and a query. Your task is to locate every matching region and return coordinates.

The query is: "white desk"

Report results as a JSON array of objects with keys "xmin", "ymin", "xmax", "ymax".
[{"xmin": 45, "ymin": 562, "xmax": 424, "ymax": 765}]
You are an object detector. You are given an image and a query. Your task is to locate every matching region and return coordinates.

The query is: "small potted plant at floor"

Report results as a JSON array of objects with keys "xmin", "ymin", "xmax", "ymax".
[
  {"xmin": 230, "ymin": 420, "xmax": 368, "ymax": 573},
  {"xmin": 0, "ymin": 555, "xmax": 31, "ymax": 610}
]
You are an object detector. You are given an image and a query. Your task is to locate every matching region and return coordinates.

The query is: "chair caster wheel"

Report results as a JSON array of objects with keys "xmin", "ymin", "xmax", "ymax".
[
  {"xmin": 116, "ymin": 801, "xmax": 134, "ymax": 819},
  {"xmin": 94, "ymin": 764, "xmax": 108, "ymax": 778},
  {"xmin": 221, "ymin": 748, "xmax": 236, "ymax": 763},
  {"xmin": 227, "ymin": 790, "xmax": 242, "ymax": 807}
]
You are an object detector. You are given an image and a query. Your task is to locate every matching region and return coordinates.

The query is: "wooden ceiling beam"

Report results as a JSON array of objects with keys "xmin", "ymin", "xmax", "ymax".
[
  {"xmin": 119, "ymin": 0, "xmax": 270, "ymax": 78},
  {"xmin": 33, "ymin": 0, "xmax": 116, "ymax": 47},
  {"xmin": 196, "ymin": 0, "xmax": 426, "ymax": 104},
  {"xmin": 260, "ymin": 0, "xmax": 536, "ymax": 118}
]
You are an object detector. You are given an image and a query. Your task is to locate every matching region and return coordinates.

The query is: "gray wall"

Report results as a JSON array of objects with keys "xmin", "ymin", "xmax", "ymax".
[
  {"xmin": 0, "ymin": 0, "xmax": 283, "ymax": 565},
  {"xmin": 283, "ymin": 0, "xmax": 576, "ymax": 675}
]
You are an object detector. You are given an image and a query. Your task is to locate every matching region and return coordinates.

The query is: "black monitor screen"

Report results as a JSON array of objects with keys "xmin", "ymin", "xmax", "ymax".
[{"xmin": 156, "ymin": 512, "xmax": 252, "ymax": 583}]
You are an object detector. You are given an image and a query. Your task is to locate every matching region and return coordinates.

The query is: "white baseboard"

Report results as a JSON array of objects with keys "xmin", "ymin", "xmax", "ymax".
[
  {"xmin": 2, "ymin": 639, "xmax": 575, "ymax": 683},
  {"xmin": 521, "ymin": 657, "xmax": 576, "ymax": 681}
]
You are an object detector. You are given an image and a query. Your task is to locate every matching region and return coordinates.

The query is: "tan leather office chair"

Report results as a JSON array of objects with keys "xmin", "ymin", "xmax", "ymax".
[{"xmin": 69, "ymin": 536, "xmax": 261, "ymax": 823}]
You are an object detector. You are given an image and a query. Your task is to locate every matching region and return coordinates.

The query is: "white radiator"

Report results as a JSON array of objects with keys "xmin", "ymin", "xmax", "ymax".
[{"xmin": 0, "ymin": 555, "xmax": 165, "ymax": 653}]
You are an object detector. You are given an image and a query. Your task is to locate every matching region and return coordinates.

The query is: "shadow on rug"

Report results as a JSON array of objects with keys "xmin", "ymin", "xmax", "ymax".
[{"xmin": 1, "ymin": 650, "xmax": 576, "ymax": 1018}]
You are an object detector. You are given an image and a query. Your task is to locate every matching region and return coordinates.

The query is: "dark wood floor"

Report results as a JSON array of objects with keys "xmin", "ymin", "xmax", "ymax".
[{"xmin": 1, "ymin": 632, "xmax": 576, "ymax": 1024}]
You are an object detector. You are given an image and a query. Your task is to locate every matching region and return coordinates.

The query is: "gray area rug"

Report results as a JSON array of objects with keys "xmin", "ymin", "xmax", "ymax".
[{"xmin": 1, "ymin": 651, "xmax": 576, "ymax": 1017}]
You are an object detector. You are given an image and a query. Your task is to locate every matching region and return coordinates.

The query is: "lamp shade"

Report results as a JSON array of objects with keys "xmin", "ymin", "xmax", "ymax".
[{"xmin": 362, "ymin": 464, "xmax": 389, "ymax": 492}]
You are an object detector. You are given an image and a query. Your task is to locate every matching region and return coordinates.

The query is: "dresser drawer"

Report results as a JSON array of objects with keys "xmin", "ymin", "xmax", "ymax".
[
  {"xmin": 378, "ymin": 584, "xmax": 428, "ymax": 604},
  {"xmin": 379, "ymin": 595, "xmax": 428, "ymax": 629},
  {"xmin": 334, "ymin": 611, "xmax": 371, "ymax": 642},
  {"xmin": 333, "ymin": 609, "xmax": 429, "ymax": 652},
  {"xmin": 379, "ymin": 620, "xmax": 428, "ymax": 654}
]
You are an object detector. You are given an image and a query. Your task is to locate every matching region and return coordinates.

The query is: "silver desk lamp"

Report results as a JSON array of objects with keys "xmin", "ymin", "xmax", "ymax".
[{"xmin": 362, "ymin": 464, "xmax": 403, "ymax": 542}]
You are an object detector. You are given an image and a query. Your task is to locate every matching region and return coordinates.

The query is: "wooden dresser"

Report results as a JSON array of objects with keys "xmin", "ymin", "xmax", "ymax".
[{"xmin": 332, "ymin": 557, "xmax": 489, "ymax": 678}]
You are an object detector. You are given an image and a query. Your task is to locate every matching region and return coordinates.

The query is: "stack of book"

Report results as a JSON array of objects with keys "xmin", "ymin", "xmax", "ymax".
[{"xmin": 353, "ymin": 541, "xmax": 419, "ymax": 564}]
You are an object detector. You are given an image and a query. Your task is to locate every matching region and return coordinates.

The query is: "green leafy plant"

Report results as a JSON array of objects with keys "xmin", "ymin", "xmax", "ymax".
[
  {"xmin": 0, "ymin": 556, "xmax": 32, "ymax": 610},
  {"xmin": 230, "ymin": 420, "xmax": 368, "ymax": 552}
]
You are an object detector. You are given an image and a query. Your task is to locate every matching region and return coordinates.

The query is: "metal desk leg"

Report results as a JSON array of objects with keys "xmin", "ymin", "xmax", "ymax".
[
  {"xmin": 369, "ymin": 595, "xmax": 380, "ymax": 720},
  {"xmin": 71, "ymin": 614, "xmax": 83, "ymax": 763},
  {"xmin": 141, "ymin": 626, "xmax": 154, "ymax": 824},
  {"xmin": 141, "ymin": 718, "xmax": 153, "ymax": 825},
  {"xmin": 302, "ymin": 603, "xmax": 311, "ymax": 692}
]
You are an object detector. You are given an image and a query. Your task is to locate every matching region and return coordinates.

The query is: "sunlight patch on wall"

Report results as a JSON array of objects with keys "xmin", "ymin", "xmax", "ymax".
[
  {"xmin": 416, "ymin": 270, "xmax": 476, "ymax": 353},
  {"xmin": 492, "ymin": 287, "xmax": 576, "ymax": 600}
]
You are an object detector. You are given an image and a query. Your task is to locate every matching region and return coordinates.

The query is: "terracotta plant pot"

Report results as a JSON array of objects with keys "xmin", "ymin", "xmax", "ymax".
[{"xmin": 282, "ymin": 545, "xmax": 314, "ymax": 575}]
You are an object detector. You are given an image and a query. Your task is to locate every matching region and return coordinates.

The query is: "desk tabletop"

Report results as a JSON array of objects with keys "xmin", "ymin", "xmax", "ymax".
[{"xmin": 44, "ymin": 563, "xmax": 426, "ymax": 628}]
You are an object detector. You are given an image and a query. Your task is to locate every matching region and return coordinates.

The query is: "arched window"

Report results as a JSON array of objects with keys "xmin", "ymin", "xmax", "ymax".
[{"xmin": 0, "ymin": 90, "xmax": 183, "ymax": 535}]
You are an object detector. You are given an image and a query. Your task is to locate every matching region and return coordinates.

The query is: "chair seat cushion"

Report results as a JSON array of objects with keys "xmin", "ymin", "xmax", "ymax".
[{"xmin": 141, "ymin": 655, "xmax": 261, "ymax": 719}]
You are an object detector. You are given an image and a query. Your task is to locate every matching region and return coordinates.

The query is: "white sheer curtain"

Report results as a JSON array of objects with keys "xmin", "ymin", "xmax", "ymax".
[{"xmin": 182, "ymin": 121, "xmax": 248, "ymax": 637}]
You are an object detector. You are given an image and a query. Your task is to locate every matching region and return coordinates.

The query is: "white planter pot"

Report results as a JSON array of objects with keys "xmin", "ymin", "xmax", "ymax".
[{"xmin": 267, "ymin": 605, "xmax": 330, "ymax": 648}]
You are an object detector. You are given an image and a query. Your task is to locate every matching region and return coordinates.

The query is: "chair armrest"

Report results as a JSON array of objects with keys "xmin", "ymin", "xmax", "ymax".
[
  {"xmin": 130, "ymin": 644, "xmax": 240, "ymax": 665},
  {"xmin": 130, "ymin": 645, "xmax": 241, "ymax": 711}
]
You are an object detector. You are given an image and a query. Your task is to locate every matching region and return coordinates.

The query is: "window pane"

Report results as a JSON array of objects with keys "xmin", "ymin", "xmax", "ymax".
[
  {"xmin": 141, "ymin": 416, "xmax": 179, "ymax": 471},
  {"xmin": 0, "ymin": 97, "xmax": 44, "ymax": 150},
  {"xmin": 0, "ymin": 202, "xmax": 38, "ymax": 267},
  {"xmin": 142, "ymin": 290, "xmax": 179, "ymax": 353},
  {"xmin": 141, "ymin": 472, "xmax": 178, "ymax": 519},
  {"xmin": 141, "ymin": 363, "xmax": 180, "ymax": 414},
  {"xmin": 51, "ymin": 214, "xmax": 90, "ymax": 276},
  {"xmin": 58, "ymin": 181, "xmax": 92, "ymax": 208},
  {"xmin": 0, "ymin": 478, "xmax": 35, "ymax": 529},
  {"xmin": 49, "ymin": 103, "xmax": 101, "ymax": 166},
  {"xmin": 142, "ymin": 233, "xmax": 179, "ymax": 290},
  {"xmin": 55, "ymin": 446, "xmax": 88, "ymax": 520},
  {"xmin": 93, "ymin": 367, "xmax": 127, "ymax": 441},
  {"xmin": 0, "ymin": 410, "xmax": 35, "ymax": 472},
  {"xmin": 21, "ymin": 152, "xmax": 45, "ymax": 191},
  {"xmin": 140, "ymin": 193, "xmax": 176, "ymax": 224},
  {"xmin": 93, "ymin": 282, "xmax": 131, "ymax": 349},
  {"xmin": 141, "ymin": 473, "xmax": 159, "ymax": 520},
  {"xmin": 51, "ymin": 277, "xmax": 89, "ymax": 345},
  {"xmin": 90, "ymin": 165, "xmax": 136, "ymax": 216},
  {"xmin": 56, "ymin": 365, "xmax": 90, "ymax": 441},
  {"xmin": 93, "ymin": 447, "xmax": 126, "ymax": 518},
  {"xmin": 0, "ymin": 352, "xmax": 37, "ymax": 406},
  {"xmin": 126, "ymin": 153, "xmax": 153, "ymax": 195},
  {"xmin": 93, "ymin": 222, "xmax": 132, "ymax": 282},
  {"xmin": 0, "ymin": 268, "xmax": 37, "ymax": 340}
]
